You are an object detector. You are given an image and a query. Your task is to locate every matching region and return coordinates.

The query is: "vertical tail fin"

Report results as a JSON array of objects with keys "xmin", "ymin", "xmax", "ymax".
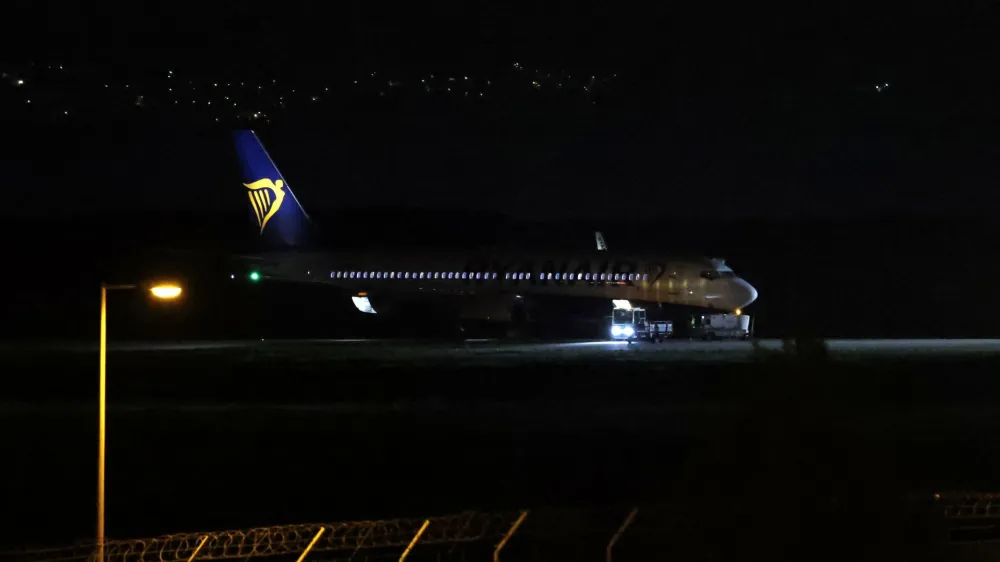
[{"xmin": 234, "ymin": 130, "xmax": 312, "ymax": 248}]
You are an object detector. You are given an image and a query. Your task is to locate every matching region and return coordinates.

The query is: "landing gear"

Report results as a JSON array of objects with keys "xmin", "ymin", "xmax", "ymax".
[{"xmin": 507, "ymin": 299, "xmax": 530, "ymax": 340}]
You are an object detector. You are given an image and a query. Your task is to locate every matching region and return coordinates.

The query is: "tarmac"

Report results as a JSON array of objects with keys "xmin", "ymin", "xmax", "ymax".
[{"xmin": 6, "ymin": 337, "xmax": 1000, "ymax": 363}]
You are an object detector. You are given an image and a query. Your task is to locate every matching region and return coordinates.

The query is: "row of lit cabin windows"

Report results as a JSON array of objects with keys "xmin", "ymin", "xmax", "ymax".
[{"xmin": 330, "ymin": 271, "xmax": 651, "ymax": 282}]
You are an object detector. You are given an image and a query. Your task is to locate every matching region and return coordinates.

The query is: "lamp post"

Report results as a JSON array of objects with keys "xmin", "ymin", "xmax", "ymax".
[{"xmin": 97, "ymin": 282, "xmax": 182, "ymax": 562}]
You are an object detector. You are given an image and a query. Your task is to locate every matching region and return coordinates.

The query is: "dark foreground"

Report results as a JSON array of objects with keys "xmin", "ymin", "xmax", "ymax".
[{"xmin": 3, "ymin": 339, "xmax": 1000, "ymax": 561}]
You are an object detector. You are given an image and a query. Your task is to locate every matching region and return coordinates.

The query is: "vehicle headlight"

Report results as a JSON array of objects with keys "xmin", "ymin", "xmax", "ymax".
[
  {"xmin": 611, "ymin": 325, "xmax": 623, "ymax": 336},
  {"xmin": 623, "ymin": 326, "xmax": 634, "ymax": 336}
]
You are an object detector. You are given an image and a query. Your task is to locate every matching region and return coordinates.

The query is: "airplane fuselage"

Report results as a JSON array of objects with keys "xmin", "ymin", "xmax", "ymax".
[{"xmin": 245, "ymin": 249, "xmax": 758, "ymax": 313}]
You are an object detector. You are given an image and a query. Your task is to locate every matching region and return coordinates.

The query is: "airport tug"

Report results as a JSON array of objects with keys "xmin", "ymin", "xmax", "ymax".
[{"xmin": 609, "ymin": 300, "xmax": 673, "ymax": 343}]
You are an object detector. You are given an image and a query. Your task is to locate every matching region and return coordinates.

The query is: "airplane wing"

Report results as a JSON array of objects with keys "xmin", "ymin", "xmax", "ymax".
[{"xmin": 595, "ymin": 231, "xmax": 608, "ymax": 251}]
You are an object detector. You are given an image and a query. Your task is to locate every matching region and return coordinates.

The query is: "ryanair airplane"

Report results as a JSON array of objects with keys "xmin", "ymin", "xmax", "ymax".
[{"xmin": 233, "ymin": 130, "xmax": 758, "ymax": 331}]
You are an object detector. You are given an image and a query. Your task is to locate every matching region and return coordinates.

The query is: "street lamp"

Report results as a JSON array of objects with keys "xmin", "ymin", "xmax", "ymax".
[{"xmin": 97, "ymin": 281, "xmax": 182, "ymax": 562}]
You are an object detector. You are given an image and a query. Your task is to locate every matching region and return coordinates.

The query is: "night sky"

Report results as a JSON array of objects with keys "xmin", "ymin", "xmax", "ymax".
[
  {"xmin": 1, "ymin": 3, "xmax": 1000, "ymax": 340},
  {"xmin": 3, "ymin": 3, "xmax": 999, "ymax": 220}
]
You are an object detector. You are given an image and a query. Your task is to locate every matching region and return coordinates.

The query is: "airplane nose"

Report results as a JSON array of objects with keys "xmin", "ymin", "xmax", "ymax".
[{"xmin": 734, "ymin": 278, "xmax": 758, "ymax": 308}]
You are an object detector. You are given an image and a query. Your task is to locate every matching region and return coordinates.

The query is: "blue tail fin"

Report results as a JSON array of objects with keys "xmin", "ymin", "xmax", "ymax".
[{"xmin": 234, "ymin": 130, "xmax": 312, "ymax": 248}]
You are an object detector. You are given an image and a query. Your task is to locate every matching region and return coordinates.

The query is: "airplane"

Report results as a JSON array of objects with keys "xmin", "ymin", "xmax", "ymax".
[{"xmin": 232, "ymin": 129, "xmax": 758, "ymax": 333}]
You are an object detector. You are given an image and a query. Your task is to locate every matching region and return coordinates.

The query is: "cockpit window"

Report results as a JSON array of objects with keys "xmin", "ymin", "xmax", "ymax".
[{"xmin": 700, "ymin": 270, "xmax": 736, "ymax": 280}]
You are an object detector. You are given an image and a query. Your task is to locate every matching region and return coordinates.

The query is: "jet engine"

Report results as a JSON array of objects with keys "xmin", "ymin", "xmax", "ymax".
[{"xmin": 459, "ymin": 294, "xmax": 529, "ymax": 324}]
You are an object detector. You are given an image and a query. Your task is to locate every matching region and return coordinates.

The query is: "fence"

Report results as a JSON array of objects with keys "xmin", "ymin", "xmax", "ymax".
[
  {"xmin": 4, "ymin": 510, "xmax": 535, "ymax": 562},
  {"xmin": 8, "ymin": 497, "xmax": 994, "ymax": 562}
]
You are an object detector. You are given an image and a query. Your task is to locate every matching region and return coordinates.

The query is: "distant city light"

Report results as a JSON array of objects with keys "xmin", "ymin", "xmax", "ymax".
[{"xmin": 11, "ymin": 63, "xmax": 620, "ymax": 125}]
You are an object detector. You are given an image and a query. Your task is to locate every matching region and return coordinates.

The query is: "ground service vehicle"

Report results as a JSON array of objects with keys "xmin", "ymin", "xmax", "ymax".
[
  {"xmin": 686, "ymin": 313, "xmax": 751, "ymax": 340},
  {"xmin": 609, "ymin": 302, "xmax": 674, "ymax": 343}
]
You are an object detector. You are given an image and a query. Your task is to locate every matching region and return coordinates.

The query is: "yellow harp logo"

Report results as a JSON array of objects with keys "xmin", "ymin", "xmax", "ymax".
[{"xmin": 244, "ymin": 178, "xmax": 285, "ymax": 233}]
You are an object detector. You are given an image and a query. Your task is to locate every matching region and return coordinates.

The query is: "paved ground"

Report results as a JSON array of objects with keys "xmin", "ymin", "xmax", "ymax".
[
  {"xmin": 3, "ymin": 337, "xmax": 999, "ymax": 554},
  {"xmin": 7, "ymin": 338, "xmax": 1000, "ymax": 363}
]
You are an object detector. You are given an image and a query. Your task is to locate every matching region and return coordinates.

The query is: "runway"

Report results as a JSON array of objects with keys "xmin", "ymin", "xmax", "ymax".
[{"xmin": 7, "ymin": 338, "xmax": 1000, "ymax": 363}]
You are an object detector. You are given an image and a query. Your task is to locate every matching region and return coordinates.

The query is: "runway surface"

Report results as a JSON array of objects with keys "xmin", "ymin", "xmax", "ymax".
[{"xmin": 6, "ymin": 338, "xmax": 1000, "ymax": 363}]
